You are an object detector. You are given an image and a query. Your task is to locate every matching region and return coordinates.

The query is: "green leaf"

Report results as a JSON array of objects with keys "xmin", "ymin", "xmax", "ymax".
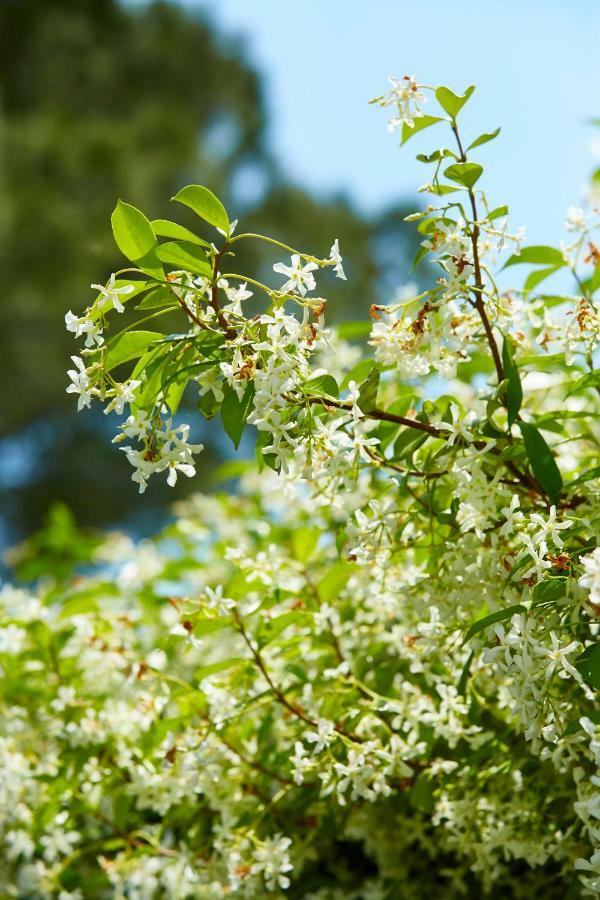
[
  {"xmin": 487, "ymin": 204, "xmax": 509, "ymax": 222},
  {"xmin": 392, "ymin": 427, "xmax": 428, "ymax": 463},
  {"xmin": 105, "ymin": 331, "xmax": 162, "ymax": 372},
  {"xmin": 504, "ymin": 245, "xmax": 565, "ymax": 268},
  {"xmin": 575, "ymin": 644, "xmax": 600, "ymax": 690},
  {"xmin": 502, "ymin": 337, "xmax": 523, "ymax": 427},
  {"xmin": 317, "ymin": 563, "xmax": 354, "ymax": 603},
  {"xmin": 220, "ymin": 382, "xmax": 255, "ymax": 449},
  {"xmin": 357, "ymin": 366, "xmax": 380, "ymax": 413},
  {"xmin": 136, "ymin": 285, "xmax": 178, "ymax": 310},
  {"xmin": 291, "ymin": 527, "xmax": 320, "ymax": 563},
  {"xmin": 156, "ymin": 241, "xmax": 212, "ymax": 276},
  {"xmin": 424, "ymin": 183, "xmax": 460, "ymax": 196},
  {"xmin": 531, "ymin": 577, "xmax": 568, "ymax": 606},
  {"xmin": 171, "ymin": 185, "xmax": 229, "ymax": 233},
  {"xmin": 195, "ymin": 658, "xmax": 245, "ymax": 682},
  {"xmin": 151, "ymin": 219, "xmax": 211, "ymax": 247},
  {"xmin": 463, "ymin": 604, "xmax": 526, "ymax": 644},
  {"xmin": 567, "ymin": 466, "xmax": 600, "ymax": 490},
  {"xmin": 518, "ymin": 421, "xmax": 563, "ymax": 501},
  {"xmin": 524, "ymin": 266, "xmax": 563, "ymax": 291},
  {"xmin": 258, "ymin": 611, "xmax": 310, "ymax": 648},
  {"xmin": 378, "ymin": 394, "xmax": 416, "ymax": 450},
  {"xmin": 443, "ymin": 162, "xmax": 483, "ymax": 189},
  {"xmin": 111, "ymin": 200, "xmax": 157, "ymax": 261},
  {"xmin": 566, "ymin": 370, "xmax": 600, "ymax": 397},
  {"xmin": 409, "ymin": 773, "xmax": 435, "ymax": 813},
  {"xmin": 302, "ymin": 374, "xmax": 339, "ymax": 399},
  {"xmin": 467, "ymin": 127, "xmax": 501, "ymax": 150},
  {"xmin": 336, "ymin": 321, "xmax": 372, "ymax": 340},
  {"xmin": 412, "ymin": 244, "xmax": 430, "ymax": 270},
  {"xmin": 401, "ymin": 115, "xmax": 443, "ymax": 145},
  {"xmin": 435, "ymin": 84, "xmax": 475, "ymax": 118}
]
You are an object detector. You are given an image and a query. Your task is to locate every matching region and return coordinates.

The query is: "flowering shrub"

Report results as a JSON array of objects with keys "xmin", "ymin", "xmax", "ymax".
[{"xmin": 2, "ymin": 76, "xmax": 600, "ymax": 897}]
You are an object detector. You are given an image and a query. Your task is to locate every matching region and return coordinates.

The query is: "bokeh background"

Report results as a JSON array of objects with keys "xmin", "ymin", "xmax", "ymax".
[{"xmin": 1, "ymin": 0, "xmax": 599, "ymax": 559}]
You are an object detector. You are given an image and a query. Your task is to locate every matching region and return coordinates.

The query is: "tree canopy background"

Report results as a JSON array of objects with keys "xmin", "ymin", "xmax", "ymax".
[{"xmin": 0, "ymin": 0, "xmax": 423, "ymax": 551}]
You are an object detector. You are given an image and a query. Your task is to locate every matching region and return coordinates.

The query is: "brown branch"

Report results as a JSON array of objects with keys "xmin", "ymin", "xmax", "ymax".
[
  {"xmin": 233, "ymin": 608, "xmax": 363, "ymax": 743},
  {"xmin": 233, "ymin": 608, "xmax": 317, "ymax": 727},
  {"xmin": 205, "ymin": 720, "xmax": 294, "ymax": 786},
  {"xmin": 211, "ymin": 243, "xmax": 236, "ymax": 338},
  {"xmin": 175, "ymin": 295, "xmax": 209, "ymax": 330},
  {"xmin": 301, "ymin": 395, "xmax": 442, "ymax": 436},
  {"xmin": 451, "ymin": 123, "xmax": 504, "ymax": 384}
]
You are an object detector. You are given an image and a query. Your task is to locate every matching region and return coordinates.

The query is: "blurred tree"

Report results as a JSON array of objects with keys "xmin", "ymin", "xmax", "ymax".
[
  {"xmin": 0, "ymin": 0, "xmax": 266, "ymax": 430},
  {"xmin": 0, "ymin": 0, "xmax": 425, "ymax": 547}
]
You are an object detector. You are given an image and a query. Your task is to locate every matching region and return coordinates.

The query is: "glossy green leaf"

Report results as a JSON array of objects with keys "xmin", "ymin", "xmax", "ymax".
[
  {"xmin": 317, "ymin": 562, "xmax": 355, "ymax": 603},
  {"xmin": 575, "ymin": 644, "xmax": 600, "ymax": 690},
  {"xmin": 524, "ymin": 266, "xmax": 563, "ymax": 292},
  {"xmin": 463, "ymin": 604, "xmax": 526, "ymax": 644},
  {"xmin": 302, "ymin": 374, "xmax": 340, "ymax": 398},
  {"xmin": 401, "ymin": 115, "xmax": 443, "ymax": 145},
  {"xmin": 518, "ymin": 421, "xmax": 563, "ymax": 501},
  {"xmin": 566, "ymin": 370, "xmax": 600, "ymax": 397},
  {"xmin": 435, "ymin": 84, "xmax": 475, "ymax": 118},
  {"xmin": 291, "ymin": 527, "xmax": 320, "ymax": 563},
  {"xmin": 443, "ymin": 162, "xmax": 483, "ymax": 189},
  {"xmin": 425, "ymin": 183, "xmax": 460, "ymax": 195},
  {"xmin": 105, "ymin": 330, "xmax": 162, "ymax": 372},
  {"xmin": 567, "ymin": 466, "xmax": 600, "ymax": 490},
  {"xmin": 504, "ymin": 245, "xmax": 565, "ymax": 268},
  {"xmin": 357, "ymin": 365, "xmax": 380, "ymax": 412},
  {"xmin": 531, "ymin": 577, "xmax": 568, "ymax": 606},
  {"xmin": 136, "ymin": 285, "xmax": 178, "ymax": 310},
  {"xmin": 502, "ymin": 337, "xmax": 523, "ymax": 427},
  {"xmin": 171, "ymin": 185, "xmax": 229, "ymax": 233},
  {"xmin": 151, "ymin": 219, "xmax": 211, "ymax": 247},
  {"xmin": 195, "ymin": 658, "xmax": 246, "ymax": 682},
  {"xmin": 488, "ymin": 204, "xmax": 509, "ymax": 221},
  {"xmin": 221, "ymin": 382, "xmax": 255, "ymax": 449},
  {"xmin": 336, "ymin": 321, "xmax": 372, "ymax": 340},
  {"xmin": 111, "ymin": 200, "xmax": 157, "ymax": 262},
  {"xmin": 156, "ymin": 241, "xmax": 212, "ymax": 276},
  {"xmin": 467, "ymin": 127, "xmax": 501, "ymax": 150}
]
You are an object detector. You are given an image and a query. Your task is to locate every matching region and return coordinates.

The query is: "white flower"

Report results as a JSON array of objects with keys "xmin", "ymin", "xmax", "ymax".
[
  {"xmin": 170, "ymin": 622, "xmax": 203, "ymax": 651},
  {"xmin": 250, "ymin": 835, "xmax": 293, "ymax": 891},
  {"xmin": 565, "ymin": 206, "xmax": 587, "ymax": 232},
  {"xmin": 345, "ymin": 380, "xmax": 364, "ymax": 419},
  {"xmin": 66, "ymin": 356, "xmax": 93, "ymax": 411},
  {"xmin": 204, "ymin": 584, "xmax": 236, "ymax": 614},
  {"xmin": 536, "ymin": 631, "xmax": 581, "ymax": 682},
  {"xmin": 500, "ymin": 494, "xmax": 524, "ymax": 537},
  {"xmin": 329, "ymin": 239, "xmax": 346, "ymax": 280},
  {"xmin": 519, "ymin": 535, "xmax": 552, "ymax": 581},
  {"xmin": 290, "ymin": 741, "xmax": 313, "ymax": 785},
  {"xmin": 103, "ymin": 380, "xmax": 141, "ymax": 416},
  {"xmin": 376, "ymin": 75, "xmax": 427, "ymax": 131},
  {"xmin": 65, "ymin": 310, "xmax": 104, "ymax": 347},
  {"xmin": 529, "ymin": 505, "xmax": 570, "ymax": 549},
  {"xmin": 438, "ymin": 404, "xmax": 476, "ymax": 446},
  {"xmin": 91, "ymin": 273, "xmax": 135, "ymax": 313},
  {"xmin": 273, "ymin": 254, "xmax": 318, "ymax": 296},
  {"xmin": 222, "ymin": 280, "xmax": 253, "ymax": 316},
  {"xmin": 580, "ymin": 548, "xmax": 600, "ymax": 608},
  {"xmin": 305, "ymin": 718, "xmax": 336, "ymax": 753},
  {"xmin": 165, "ymin": 459, "xmax": 196, "ymax": 487}
]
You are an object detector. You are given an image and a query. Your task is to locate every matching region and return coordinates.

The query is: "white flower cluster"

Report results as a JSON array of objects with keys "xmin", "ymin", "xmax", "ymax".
[{"xmin": 39, "ymin": 75, "xmax": 600, "ymax": 897}]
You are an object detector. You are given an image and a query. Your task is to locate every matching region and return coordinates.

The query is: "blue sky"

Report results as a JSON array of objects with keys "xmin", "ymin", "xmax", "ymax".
[{"xmin": 138, "ymin": 1, "xmax": 600, "ymax": 245}]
